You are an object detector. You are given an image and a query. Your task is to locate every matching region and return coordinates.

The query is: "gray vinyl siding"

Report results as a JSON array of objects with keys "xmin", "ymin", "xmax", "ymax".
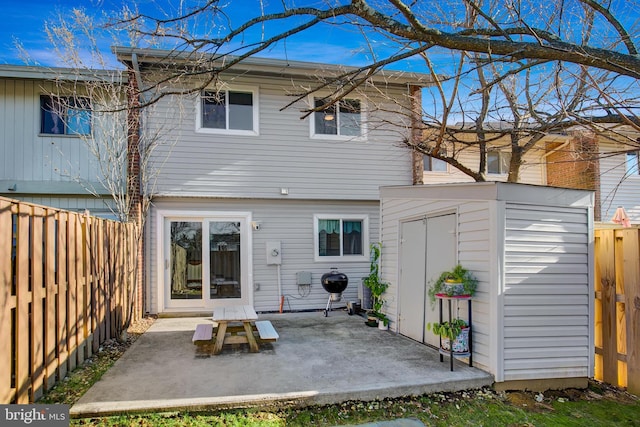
[
  {"xmin": 502, "ymin": 203, "xmax": 591, "ymax": 381},
  {"xmin": 0, "ymin": 78, "xmax": 101, "ymax": 187},
  {"xmin": 599, "ymin": 143, "xmax": 640, "ymax": 222},
  {"xmin": 147, "ymin": 197, "xmax": 377, "ymax": 314},
  {"xmin": 144, "ymin": 74, "xmax": 413, "ymax": 200},
  {"xmin": 379, "ymin": 196, "xmax": 492, "ymax": 371}
]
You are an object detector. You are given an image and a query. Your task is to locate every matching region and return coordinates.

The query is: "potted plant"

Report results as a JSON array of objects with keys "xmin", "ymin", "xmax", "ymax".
[
  {"xmin": 427, "ymin": 318, "xmax": 470, "ymax": 353},
  {"xmin": 427, "ymin": 264, "xmax": 478, "ymax": 306},
  {"xmin": 363, "ymin": 242, "xmax": 390, "ymax": 328}
]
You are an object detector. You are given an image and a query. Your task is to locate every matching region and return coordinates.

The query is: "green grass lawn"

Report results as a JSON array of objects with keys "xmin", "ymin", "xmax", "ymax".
[{"xmin": 66, "ymin": 384, "xmax": 639, "ymax": 427}]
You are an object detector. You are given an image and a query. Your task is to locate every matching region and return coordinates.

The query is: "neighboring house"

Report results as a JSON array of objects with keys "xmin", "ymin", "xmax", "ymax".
[
  {"xmin": 0, "ymin": 65, "xmax": 117, "ymax": 217},
  {"xmin": 422, "ymin": 128, "xmax": 640, "ymax": 224},
  {"xmin": 113, "ymin": 47, "xmax": 430, "ymax": 315}
]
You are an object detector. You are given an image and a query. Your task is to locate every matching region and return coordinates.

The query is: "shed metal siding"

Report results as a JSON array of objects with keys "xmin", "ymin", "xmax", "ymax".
[
  {"xmin": 502, "ymin": 203, "xmax": 591, "ymax": 381},
  {"xmin": 147, "ymin": 198, "xmax": 377, "ymax": 314}
]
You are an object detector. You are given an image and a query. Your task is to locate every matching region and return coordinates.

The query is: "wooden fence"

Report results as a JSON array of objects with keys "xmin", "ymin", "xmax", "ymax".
[
  {"xmin": 594, "ymin": 226, "xmax": 640, "ymax": 396},
  {"xmin": 0, "ymin": 197, "xmax": 139, "ymax": 404}
]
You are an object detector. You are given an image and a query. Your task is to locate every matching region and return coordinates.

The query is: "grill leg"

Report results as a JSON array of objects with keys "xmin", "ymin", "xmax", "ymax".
[{"xmin": 324, "ymin": 295, "xmax": 332, "ymax": 317}]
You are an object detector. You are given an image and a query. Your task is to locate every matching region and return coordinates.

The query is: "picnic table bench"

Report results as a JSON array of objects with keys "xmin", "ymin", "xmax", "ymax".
[{"xmin": 192, "ymin": 305, "xmax": 278, "ymax": 355}]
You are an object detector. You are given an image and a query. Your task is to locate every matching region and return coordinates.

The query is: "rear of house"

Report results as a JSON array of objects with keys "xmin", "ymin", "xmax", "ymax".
[{"xmin": 114, "ymin": 48, "xmax": 430, "ymax": 315}]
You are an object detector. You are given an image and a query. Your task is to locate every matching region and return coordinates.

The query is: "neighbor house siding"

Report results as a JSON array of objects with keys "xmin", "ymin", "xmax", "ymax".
[
  {"xmin": 0, "ymin": 78, "xmax": 100, "ymax": 187},
  {"xmin": 598, "ymin": 142, "xmax": 640, "ymax": 222},
  {"xmin": 144, "ymin": 74, "xmax": 413, "ymax": 200},
  {"xmin": 423, "ymin": 147, "xmax": 545, "ymax": 185},
  {"xmin": 502, "ymin": 203, "xmax": 591, "ymax": 381},
  {"xmin": 148, "ymin": 198, "xmax": 377, "ymax": 314}
]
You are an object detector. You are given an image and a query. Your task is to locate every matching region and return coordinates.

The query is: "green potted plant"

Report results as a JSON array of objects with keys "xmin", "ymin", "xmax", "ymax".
[
  {"xmin": 427, "ymin": 264, "xmax": 478, "ymax": 306},
  {"xmin": 426, "ymin": 318, "xmax": 470, "ymax": 353},
  {"xmin": 363, "ymin": 242, "xmax": 390, "ymax": 328}
]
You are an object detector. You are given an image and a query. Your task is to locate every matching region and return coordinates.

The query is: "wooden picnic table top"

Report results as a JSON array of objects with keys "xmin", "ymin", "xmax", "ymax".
[{"xmin": 212, "ymin": 305, "xmax": 258, "ymax": 322}]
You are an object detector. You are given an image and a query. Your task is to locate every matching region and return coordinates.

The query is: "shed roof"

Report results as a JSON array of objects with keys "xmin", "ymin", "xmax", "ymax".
[{"xmin": 381, "ymin": 182, "xmax": 594, "ymax": 208}]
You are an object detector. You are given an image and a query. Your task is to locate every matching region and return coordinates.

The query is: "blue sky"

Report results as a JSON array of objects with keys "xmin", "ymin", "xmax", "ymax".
[{"xmin": 0, "ymin": 0, "xmax": 427, "ymax": 71}]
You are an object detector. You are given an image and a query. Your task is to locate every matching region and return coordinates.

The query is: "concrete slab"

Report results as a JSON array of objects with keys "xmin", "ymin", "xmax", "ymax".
[{"xmin": 71, "ymin": 311, "xmax": 493, "ymax": 417}]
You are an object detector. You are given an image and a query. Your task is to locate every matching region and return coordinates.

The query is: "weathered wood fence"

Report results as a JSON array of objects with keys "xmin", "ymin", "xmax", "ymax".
[
  {"xmin": 0, "ymin": 197, "xmax": 140, "ymax": 404},
  {"xmin": 594, "ymin": 226, "xmax": 640, "ymax": 396}
]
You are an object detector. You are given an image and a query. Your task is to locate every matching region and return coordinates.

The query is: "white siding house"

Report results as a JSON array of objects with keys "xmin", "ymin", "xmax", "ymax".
[
  {"xmin": 380, "ymin": 182, "xmax": 594, "ymax": 388},
  {"xmin": 113, "ymin": 48, "xmax": 430, "ymax": 315},
  {"xmin": 599, "ymin": 141, "xmax": 640, "ymax": 223}
]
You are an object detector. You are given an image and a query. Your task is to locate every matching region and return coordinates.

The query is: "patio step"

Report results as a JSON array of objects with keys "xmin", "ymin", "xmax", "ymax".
[{"xmin": 255, "ymin": 320, "xmax": 279, "ymax": 342}]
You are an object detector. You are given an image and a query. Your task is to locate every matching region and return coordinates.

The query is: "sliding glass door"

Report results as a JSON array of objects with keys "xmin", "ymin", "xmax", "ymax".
[{"xmin": 163, "ymin": 213, "xmax": 251, "ymax": 310}]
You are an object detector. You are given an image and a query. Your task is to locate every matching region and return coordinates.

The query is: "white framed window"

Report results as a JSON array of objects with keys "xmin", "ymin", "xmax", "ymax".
[
  {"xmin": 313, "ymin": 214, "xmax": 369, "ymax": 262},
  {"xmin": 196, "ymin": 86, "xmax": 259, "ymax": 135},
  {"xmin": 40, "ymin": 95, "xmax": 91, "ymax": 136},
  {"xmin": 487, "ymin": 150, "xmax": 511, "ymax": 175},
  {"xmin": 311, "ymin": 97, "xmax": 365, "ymax": 140},
  {"xmin": 423, "ymin": 154, "xmax": 448, "ymax": 172},
  {"xmin": 626, "ymin": 151, "xmax": 640, "ymax": 176}
]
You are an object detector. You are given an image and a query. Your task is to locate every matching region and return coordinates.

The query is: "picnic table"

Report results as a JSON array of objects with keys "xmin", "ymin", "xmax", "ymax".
[
  {"xmin": 192, "ymin": 305, "xmax": 279, "ymax": 355},
  {"xmin": 212, "ymin": 305, "xmax": 260, "ymax": 354}
]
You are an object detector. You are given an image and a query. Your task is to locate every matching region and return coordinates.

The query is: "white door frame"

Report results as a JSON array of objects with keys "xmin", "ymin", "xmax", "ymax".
[{"xmin": 155, "ymin": 209, "xmax": 253, "ymax": 313}]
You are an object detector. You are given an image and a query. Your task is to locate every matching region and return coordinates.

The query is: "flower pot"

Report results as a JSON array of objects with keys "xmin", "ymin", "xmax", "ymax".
[
  {"xmin": 365, "ymin": 319, "xmax": 378, "ymax": 327},
  {"xmin": 441, "ymin": 327, "xmax": 470, "ymax": 353},
  {"xmin": 443, "ymin": 280, "xmax": 465, "ymax": 296},
  {"xmin": 378, "ymin": 321, "xmax": 388, "ymax": 330}
]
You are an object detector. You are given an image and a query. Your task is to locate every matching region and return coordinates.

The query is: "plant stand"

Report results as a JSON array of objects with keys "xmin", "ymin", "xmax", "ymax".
[{"xmin": 437, "ymin": 294, "xmax": 472, "ymax": 371}]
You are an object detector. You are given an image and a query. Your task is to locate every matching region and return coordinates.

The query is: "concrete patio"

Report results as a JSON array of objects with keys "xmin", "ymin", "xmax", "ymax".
[{"xmin": 71, "ymin": 311, "xmax": 493, "ymax": 417}]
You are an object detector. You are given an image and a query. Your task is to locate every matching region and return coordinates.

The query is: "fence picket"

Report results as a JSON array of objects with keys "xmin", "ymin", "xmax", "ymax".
[
  {"xmin": 594, "ymin": 226, "xmax": 640, "ymax": 395},
  {"xmin": 0, "ymin": 197, "xmax": 138, "ymax": 404}
]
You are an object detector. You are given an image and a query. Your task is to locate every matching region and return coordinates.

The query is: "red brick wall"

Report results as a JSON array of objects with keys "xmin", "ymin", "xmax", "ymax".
[{"xmin": 546, "ymin": 131, "xmax": 601, "ymax": 220}]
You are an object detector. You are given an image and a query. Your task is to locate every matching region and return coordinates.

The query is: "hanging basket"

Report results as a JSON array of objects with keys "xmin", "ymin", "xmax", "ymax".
[{"xmin": 441, "ymin": 327, "xmax": 470, "ymax": 353}]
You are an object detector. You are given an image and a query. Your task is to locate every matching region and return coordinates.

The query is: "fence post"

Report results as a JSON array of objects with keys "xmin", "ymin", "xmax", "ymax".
[{"xmin": 622, "ymin": 229, "xmax": 640, "ymax": 395}]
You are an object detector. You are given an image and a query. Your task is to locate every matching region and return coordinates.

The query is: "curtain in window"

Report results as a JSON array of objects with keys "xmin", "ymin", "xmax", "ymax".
[
  {"xmin": 343, "ymin": 220, "xmax": 362, "ymax": 255},
  {"xmin": 318, "ymin": 219, "xmax": 340, "ymax": 256}
]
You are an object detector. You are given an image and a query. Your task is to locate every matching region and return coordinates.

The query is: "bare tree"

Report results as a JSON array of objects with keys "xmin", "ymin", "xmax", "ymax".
[
  {"xmin": 37, "ymin": 9, "xmax": 182, "ymax": 335},
  {"xmin": 106, "ymin": 1, "xmax": 639, "ymax": 181}
]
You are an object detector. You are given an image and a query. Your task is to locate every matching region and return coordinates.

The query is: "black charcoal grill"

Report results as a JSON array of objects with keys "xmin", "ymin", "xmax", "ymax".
[{"xmin": 321, "ymin": 269, "xmax": 348, "ymax": 317}]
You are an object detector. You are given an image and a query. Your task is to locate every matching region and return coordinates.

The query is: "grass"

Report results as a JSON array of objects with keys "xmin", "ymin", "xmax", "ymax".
[
  {"xmin": 38, "ymin": 317, "xmax": 640, "ymax": 426},
  {"xmin": 66, "ymin": 387, "xmax": 640, "ymax": 426}
]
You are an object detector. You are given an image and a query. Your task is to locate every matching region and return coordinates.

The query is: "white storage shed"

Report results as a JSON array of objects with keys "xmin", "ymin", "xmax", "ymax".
[{"xmin": 379, "ymin": 182, "xmax": 594, "ymax": 389}]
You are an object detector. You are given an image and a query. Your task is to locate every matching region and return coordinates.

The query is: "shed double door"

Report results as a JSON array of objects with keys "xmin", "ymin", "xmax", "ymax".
[{"xmin": 398, "ymin": 213, "xmax": 456, "ymax": 347}]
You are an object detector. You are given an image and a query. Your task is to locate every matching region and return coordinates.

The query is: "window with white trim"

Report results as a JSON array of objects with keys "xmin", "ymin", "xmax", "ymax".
[
  {"xmin": 312, "ymin": 97, "xmax": 362, "ymax": 138},
  {"xmin": 487, "ymin": 150, "xmax": 511, "ymax": 175},
  {"xmin": 314, "ymin": 214, "xmax": 369, "ymax": 261},
  {"xmin": 197, "ymin": 88, "xmax": 258, "ymax": 134},
  {"xmin": 626, "ymin": 151, "xmax": 640, "ymax": 176},
  {"xmin": 40, "ymin": 95, "xmax": 91, "ymax": 135},
  {"xmin": 423, "ymin": 154, "xmax": 448, "ymax": 172}
]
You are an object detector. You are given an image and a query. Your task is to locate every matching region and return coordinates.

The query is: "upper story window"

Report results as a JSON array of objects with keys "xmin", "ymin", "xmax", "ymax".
[
  {"xmin": 487, "ymin": 150, "xmax": 511, "ymax": 175},
  {"xmin": 312, "ymin": 97, "xmax": 363, "ymax": 139},
  {"xmin": 423, "ymin": 155, "xmax": 448, "ymax": 172},
  {"xmin": 314, "ymin": 214, "xmax": 369, "ymax": 262},
  {"xmin": 40, "ymin": 95, "xmax": 91, "ymax": 136},
  {"xmin": 626, "ymin": 151, "xmax": 640, "ymax": 176},
  {"xmin": 197, "ymin": 87, "xmax": 259, "ymax": 135}
]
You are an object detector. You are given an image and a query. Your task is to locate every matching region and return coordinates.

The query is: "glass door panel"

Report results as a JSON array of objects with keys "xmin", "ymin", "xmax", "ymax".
[
  {"xmin": 209, "ymin": 221, "xmax": 241, "ymax": 299},
  {"xmin": 170, "ymin": 221, "xmax": 203, "ymax": 300}
]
